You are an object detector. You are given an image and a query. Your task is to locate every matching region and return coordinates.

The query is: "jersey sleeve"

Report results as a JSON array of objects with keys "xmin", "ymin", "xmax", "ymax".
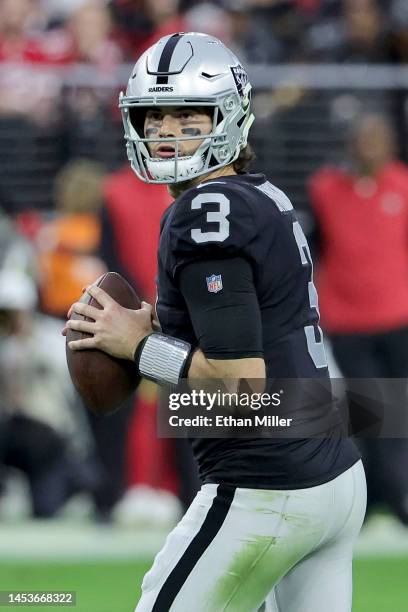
[
  {"xmin": 178, "ymin": 256, "xmax": 264, "ymax": 359},
  {"xmin": 167, "ymin": 182, "xmax": 258, "ymax": 278}
]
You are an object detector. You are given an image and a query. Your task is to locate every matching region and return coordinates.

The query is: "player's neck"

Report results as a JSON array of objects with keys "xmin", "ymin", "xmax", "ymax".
[{"xmin": 168, "ymin": 165, "xmax": 237, "ymax": 199}]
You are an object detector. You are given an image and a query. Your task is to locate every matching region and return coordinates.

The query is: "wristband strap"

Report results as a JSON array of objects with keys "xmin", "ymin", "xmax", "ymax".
[{"xmin": 135, "ymin": 333, "xmax": 192, "ymax": 386}]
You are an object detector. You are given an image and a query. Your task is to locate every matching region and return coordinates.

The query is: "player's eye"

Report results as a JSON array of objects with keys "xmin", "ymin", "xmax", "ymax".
[
  {"xmin": 146, "ymin": 110, "xmax": 162, "ymax": 121},
  {"xmin": 178, "ymin": 110, "xmax": 195, "ymax": 120}
]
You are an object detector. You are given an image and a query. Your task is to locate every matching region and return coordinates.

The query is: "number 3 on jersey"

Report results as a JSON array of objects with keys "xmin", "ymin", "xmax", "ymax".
[
  {"xmin": 190, "ymin": 193, "xmax": 230, "ymax": 243},
  {"xmin": 189, "ymin": 193, "xmax": 327, "ymax": 369},
  {"xmin": 293, "ymin": 221, "xmax": 327, "ymax": 369}
]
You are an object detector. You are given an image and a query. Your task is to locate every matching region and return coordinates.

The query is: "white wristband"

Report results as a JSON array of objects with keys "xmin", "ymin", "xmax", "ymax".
[{"xmin": 137, "ymin": 333, "xmax": 192, "ymax": 386}]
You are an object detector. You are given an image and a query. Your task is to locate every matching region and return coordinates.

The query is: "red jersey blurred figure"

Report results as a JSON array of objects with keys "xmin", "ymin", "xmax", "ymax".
[
  {"xmin": 101, "ymin": 166, "xmax": 198, "ymax": 521},
  {"xmin": 309, "ymin": 113, "xmax": 408, "ymax": 524},
  {"xmin": 102, "ymin": 165, "xmax": 172, "ymax": 302}
]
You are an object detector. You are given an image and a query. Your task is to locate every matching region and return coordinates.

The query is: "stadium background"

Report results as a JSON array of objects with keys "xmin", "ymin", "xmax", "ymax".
[{"xmin": 1, "ymin": 1, "xmax": 408, "ymax": 611}]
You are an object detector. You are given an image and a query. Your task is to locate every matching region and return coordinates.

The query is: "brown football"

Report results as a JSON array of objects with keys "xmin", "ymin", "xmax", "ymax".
[{"xmin": 66, "ymin": 272, "xmax": 141, "ymax": 415}]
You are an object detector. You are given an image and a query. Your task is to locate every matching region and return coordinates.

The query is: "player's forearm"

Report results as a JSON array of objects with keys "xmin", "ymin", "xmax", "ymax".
[
  {"xmin": 187, "ymin": 349, "xmax": 221, "ymax": 379},
  {"xmin": 187, "ymin": 349, "xmax": 266, "ymax": 381},
  {"xmin": 187, "ymin": 349, "xmax": 266, "ymax": 399},
  {"xmin": 134, "ymin": 332, "xmax": 265, "ymax": 388}
]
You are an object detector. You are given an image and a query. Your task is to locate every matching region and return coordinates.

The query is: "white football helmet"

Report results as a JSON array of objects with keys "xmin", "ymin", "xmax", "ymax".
[{"xmin": 119, "ymin": 32, "xmax": 255, "ymax": 184}]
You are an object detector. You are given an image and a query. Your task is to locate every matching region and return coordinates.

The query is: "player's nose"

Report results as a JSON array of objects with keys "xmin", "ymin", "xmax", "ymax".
[{"xmin": 159, "ymin": 114, "xmax": 177, "ymax": 137}]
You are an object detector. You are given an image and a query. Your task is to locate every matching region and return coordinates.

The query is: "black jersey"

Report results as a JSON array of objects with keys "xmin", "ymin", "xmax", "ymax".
[{"xmin": 156, "ymin": 173, "xmax": 359, "ymax": 488}]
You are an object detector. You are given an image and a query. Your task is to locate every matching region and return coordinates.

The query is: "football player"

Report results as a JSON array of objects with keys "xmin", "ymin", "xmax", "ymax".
[{"xmin": 65, "ymin": 33, "xmax": 366, "ymax": 611}]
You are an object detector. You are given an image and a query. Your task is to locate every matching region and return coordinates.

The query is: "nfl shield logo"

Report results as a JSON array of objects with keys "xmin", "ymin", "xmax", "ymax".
[{"xmin": 206, "ymin": 274, "xmax": 223, "ymax": 293}]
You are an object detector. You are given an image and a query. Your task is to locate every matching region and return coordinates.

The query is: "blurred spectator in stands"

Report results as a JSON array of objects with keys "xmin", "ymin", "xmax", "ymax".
[
  {"xmin": 37, "ymin": 159, "xmax": 106, "ymax": 319},
  {"xmin": 308, "ymin": 113, "xmax": 408, "ymax": 524},
  {"xmin": 139, "ymin": 0, "xmax": 187, "ymax": 54},
  {"xmin": 389, "ymin": 0, "xmax": 408, "ymax": 62},
  {"xmin": 307, "ymin": 0, "xmax": 393, "ymax": 62},
  {"xmin": 4, "ymin": 0, "xmax": 124, "ymax": 70},
  {"xmin": 184, "ymin": 2, "xmax": 230, "ymax": 44},
  {"xmin": 68, "ymin": 0, "xmax": 122, "ymax": 71},
  {"xmin": 341, "ymin": 0, "xmax": 392, "ymax": 62},
  {"xmin": 223, "ymin": 0, "xmax": 307, "ymax": 64},
  {"xmin": 0, "ymin": 0, "xmax": 73, "ymax": 63},
  {"xmin": 61, "ymin": 2, "xmax": 125, "ymax": 165},
  {"xmin": 0, "ymin": 0, "xmax": 42, "ymax": 60},
  {"xmin": 0, "ymin": 2, "xmax": 68, "ymax": 208},
  {"xmin": 110, "ymin": 0, "xmax": 187, "ymax": 58},
  {"xmin": 109, "ymin": 0, "xmax": 152, "ymax": 58},
  {"xmin": 0, "ymin": 0, "xmax": 68, "ymax": 123},
  {"xmin": 41, "ymin": 0, "xmax": 91, "ymax": 28},
  {"xmin": 0, "ymin": 265, "xmax": 97, "ymax": 518}
]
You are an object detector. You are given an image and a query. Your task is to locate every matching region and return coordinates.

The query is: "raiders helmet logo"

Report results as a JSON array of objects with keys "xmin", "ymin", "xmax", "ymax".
[
  {"xmin": 231, "ymin": 65, "xmax": 248, "ymax": 98},
  {"xmin": 148, "ymin": 86, "xmax": 174, "ymax": 92}
]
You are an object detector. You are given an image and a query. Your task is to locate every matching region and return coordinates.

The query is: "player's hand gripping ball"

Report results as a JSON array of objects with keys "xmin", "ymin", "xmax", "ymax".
[{"xmin": 65, "ymin": 272, "xmax": 147, "ymax": 415}]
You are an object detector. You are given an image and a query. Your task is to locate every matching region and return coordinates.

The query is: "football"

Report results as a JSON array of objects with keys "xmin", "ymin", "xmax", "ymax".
[{"xmin": 66, "ymin": 271, "xmax": 141, "ymax": 415}]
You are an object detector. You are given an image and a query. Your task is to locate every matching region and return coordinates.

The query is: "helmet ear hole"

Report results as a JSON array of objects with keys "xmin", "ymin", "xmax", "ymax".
[{"xmin": 208, "ymin": 153, "xmax": 218, "ymax": 167}]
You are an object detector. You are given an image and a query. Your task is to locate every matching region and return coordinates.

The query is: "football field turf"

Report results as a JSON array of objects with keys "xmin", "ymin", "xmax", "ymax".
[{"xmin": 0, "ymin": 557, "xmax": 406, "ymax": 612}]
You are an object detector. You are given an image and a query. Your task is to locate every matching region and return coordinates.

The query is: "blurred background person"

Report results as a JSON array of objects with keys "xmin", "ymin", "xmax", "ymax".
[
  {"xmin": 184, "ymin": 2, "xmax": 229, "ymax": 44},
  {"xmin": 37, "ymin": 158, "xmax": 107, "ymax": 319},
  {"xmin": 62, "ymin": 1, "xmax": 126, "ymax": 165},
  {"xmin": 108, "ymin": 0, "xmax": 152, "ymax": 58},
  {"xmin": 0, "ymin": 0, "xmax": 69, "ymax": 212},
  {"xmin": 390, "ymin": 0, "xmax": 408, "ymax": 63},
  {"xmin": 306, "ymin": 0, "xmax": 393, "ymax": 62},
  {"xmin": 110, "ymin": 0, "xmax": 188, "ymax": 57},
  {"xmin": 36, "ymin": 157, "xmax": 132, "ymax": 522},
  {"xmin": 101, "ymin": 164, "xmax": 198, "ymax": 526},
  {"xmin": 0, "ymin": 0, "xmax": 72, "ymax": 64},
  {"xmin": 309, "ymin": 113, "xmax": 408, "ymax": 524},
  {"xmin": 223, "ymin": 0, "xmax": 307, "ymax": 64},
  {"xmin": 136, "ymin": 0, "xmax": 187, "ymax": 54},
  {"xmin": 67, "ymin": 0, "xmax": 123, "ymax": 71},
  {"xmin": 0, "ymin": 261, "xmax": 97, "ymax": 517}
]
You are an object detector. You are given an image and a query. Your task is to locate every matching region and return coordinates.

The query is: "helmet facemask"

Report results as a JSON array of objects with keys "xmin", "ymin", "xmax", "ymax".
[{"xmin": 119, "ymin": 89, "xmax": 254, "ymax": 184}]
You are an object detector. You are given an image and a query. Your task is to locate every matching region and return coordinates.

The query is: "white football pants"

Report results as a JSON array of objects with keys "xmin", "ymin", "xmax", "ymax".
[{"xmin": 136, "ymin": 460, "xmax": 366, "ymax": 612}]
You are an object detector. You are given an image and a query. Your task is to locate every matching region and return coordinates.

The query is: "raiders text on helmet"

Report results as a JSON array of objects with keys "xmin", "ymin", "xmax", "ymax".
[{"xmin": 119, "ymin": 32, "xmax": 255, "ymax": 184}]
